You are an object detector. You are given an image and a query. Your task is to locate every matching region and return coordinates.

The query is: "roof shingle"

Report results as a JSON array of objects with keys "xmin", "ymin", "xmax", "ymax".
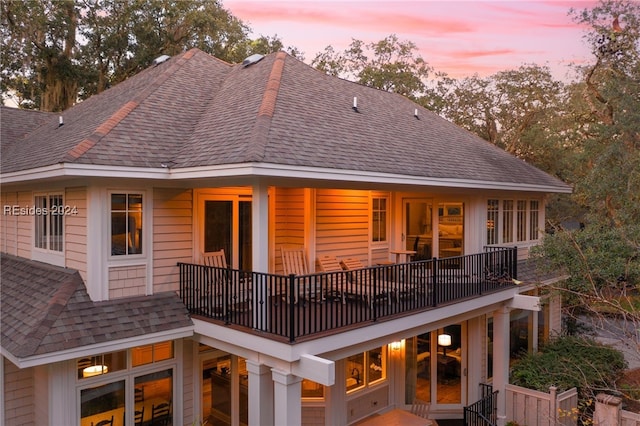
[
  {"xmin": 1, "ymin": 49, "xmax": 570, "ymax": 192},
  {"xmin": 1, "ymin": 254, "xmax": 192, "ymax": 360}
]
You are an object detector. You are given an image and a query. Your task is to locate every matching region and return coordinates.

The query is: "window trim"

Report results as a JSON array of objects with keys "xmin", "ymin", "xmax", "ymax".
[
  {"xmin": 486, "ymin": 197, "xmax": 542, "ymax": 246},
  {"xmin": 76, "ymin": 342, "xmax": 177, "ymax": 426},
  {"xmin": 32, "ymin": 191, "xmax": 65, "ymax": 266},
  {"xmin": 108, "ymin": 191, "xmax": 146, "ymax": 260},
  {"xmin": 371, "ymin": 193, "xmax": 390, "ymax": 245}
]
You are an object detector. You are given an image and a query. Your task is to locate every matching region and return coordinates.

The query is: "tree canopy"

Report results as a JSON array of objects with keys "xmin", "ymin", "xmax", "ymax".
[{"xmin": 1, "ymin": 0, "xmax": 298, "ymax": 111}]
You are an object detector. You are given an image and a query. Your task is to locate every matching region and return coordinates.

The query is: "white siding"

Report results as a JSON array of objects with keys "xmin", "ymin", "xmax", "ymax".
[
  {"xmin": 65, "ymin": 187, "xmax": 87, "ymax": 280},
  {"xmin": 153, "ymin": 188, "xmax": 193, "ymax": 292},
  {"xmin": 274, "ymin": 187, "xmax": 306, "ymax": 274},
  {"xmin": 315, "ymin": 189, "xmax": 369, "ymax": 264},
  {"xmin": 3, "ymin": 358, "xmax": 35, "ymax": 426},
  {"xmin": 0, "ymin": 191, "xmax": 19, "ymax": 256}
]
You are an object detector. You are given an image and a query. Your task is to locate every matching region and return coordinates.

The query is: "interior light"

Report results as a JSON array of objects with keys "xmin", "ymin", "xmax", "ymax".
[
  {"xmin": 438, "ymin": 333, "xmax": 452, "ymax": 357},
  {"xmin": 83, "ymin": 365, "xmax": 108, "ymax": 378}
]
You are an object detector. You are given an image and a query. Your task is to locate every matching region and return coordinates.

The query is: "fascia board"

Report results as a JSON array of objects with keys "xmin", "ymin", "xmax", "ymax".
[
  {"xmin": 1, "ymin": 326, "xmax": 193, "ymax": 369},
  {"xmin": 1, "ymin": 162, "xmax": 572, "ymax": 194}
]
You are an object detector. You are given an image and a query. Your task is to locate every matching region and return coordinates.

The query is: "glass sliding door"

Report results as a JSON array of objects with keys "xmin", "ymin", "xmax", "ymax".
[{"xmin": 201, "ymin": 196, "xmax": 252, "ymax": 270}]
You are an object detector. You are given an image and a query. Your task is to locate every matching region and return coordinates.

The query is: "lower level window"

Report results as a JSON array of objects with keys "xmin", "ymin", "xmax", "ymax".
[
  {"xmin": 346, "ymin": 347, "xmax": 386, "ymax": 393},
  {"xmin": 80, "ymin": 370, "xmax": 173, "ymax": 426}
]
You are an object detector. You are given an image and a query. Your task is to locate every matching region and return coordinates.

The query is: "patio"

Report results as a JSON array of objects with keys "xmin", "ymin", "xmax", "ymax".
[{"xmin": 179, "ymin": 247, "xmax": 518, "ymax": 342}]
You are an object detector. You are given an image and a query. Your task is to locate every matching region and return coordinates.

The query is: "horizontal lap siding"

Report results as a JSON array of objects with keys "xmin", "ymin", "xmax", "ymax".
[
  {"xmin": 3, "ymin": 358, "xmax": 35, "ymax": 426},
  {"xmin": 65, "ymin": 187, "xmax": 87, "ymax": 279},
  {"xmin": 153, "ymin": 188, "xmax": 193, "ymax": 292},
  {"xmin": 1, "ymin": 191, "xmax": 19, "ymax": 255},
  {"xmin": 274, "ymin": 187, "xmax": 306, "ymax": 274},
  {"xmin": 315, "ymin": 189, "xmax": 369, "ymax": 264}
]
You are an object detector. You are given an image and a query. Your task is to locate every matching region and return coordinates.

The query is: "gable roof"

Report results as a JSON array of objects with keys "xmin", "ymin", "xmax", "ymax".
[
  {"xmin": 0, "ymin": 49, "xmax": 570, "ymax": 193},
  {"xmin": 0, "ymin": 253, "xmax": 192, "ymax": 366}
]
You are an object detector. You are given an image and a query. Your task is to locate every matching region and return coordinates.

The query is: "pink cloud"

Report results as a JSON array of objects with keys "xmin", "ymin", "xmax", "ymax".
[{"xmin": 229, "ymin": 2, "xmax": 475, "ymax": 36}]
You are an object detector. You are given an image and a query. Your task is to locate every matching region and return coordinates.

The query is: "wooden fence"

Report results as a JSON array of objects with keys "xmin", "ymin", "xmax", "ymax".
[{"xmin": 506, "ymin": 384, "xmax": 578, "ymax": 426}]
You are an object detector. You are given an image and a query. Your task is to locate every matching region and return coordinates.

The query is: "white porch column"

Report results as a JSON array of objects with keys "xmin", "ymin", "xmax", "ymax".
[
  {"xmin": 246, "ymin": 361, "xmax": 274, "ymax": 426},
  {"xmin": 252, "ymin": 181, "xmax": 269, "ymax": 330},
  {"xmin": 271, "ymin": 368, "xmax": 302, "ymax": 426},
  {"xmin": 252, "ymin": 180, "xmax": 269, "ymax": 273},
  {"xmin": 493, "ymin": 306, "xmax": 510, "ymax": 426},
  {"xmin": 325, "ymin": 358, "xmax": 347, "ymax": 426}
]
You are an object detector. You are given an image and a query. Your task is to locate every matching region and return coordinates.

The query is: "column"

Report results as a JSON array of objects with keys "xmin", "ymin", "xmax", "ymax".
[
  {"xmin": 325, "ymin": 358, "xmax": 347, "ymax": 426},
  {"xmin": 492, "ymin": 306, "xmax": 510, "ymax": 426},
  {"xmin": 271, "ymin": 369, "xmax": 302, "ymax": 426},
  {"xmin": 246, "ymin": 361, "xmax": 273, "ymax": 426},
  {"xmin": 252, "ymin": 180, "xmax": 269, "ymax": 330}
]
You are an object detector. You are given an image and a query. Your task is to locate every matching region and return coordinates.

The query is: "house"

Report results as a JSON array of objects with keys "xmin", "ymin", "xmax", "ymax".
[{"xmin": 0, "ymin": 49, "xmax": 571, "ymax": 426}]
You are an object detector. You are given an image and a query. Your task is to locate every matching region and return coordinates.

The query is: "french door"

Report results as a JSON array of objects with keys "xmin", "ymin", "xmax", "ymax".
[{"xmin": 199, "ymin": 195, "xmax": 252, "ymax": 270}]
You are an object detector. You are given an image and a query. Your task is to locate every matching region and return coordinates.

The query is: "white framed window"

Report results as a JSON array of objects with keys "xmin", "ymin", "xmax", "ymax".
[
  {"xmin": 34, "ymin": 193, "xmax": 64, "ymax": 252},
  {"xmin": 110, "ymin": 192, "xmax": 143, "ymax": 256},
  {"xmin": 486, "ymin": 198, "xmax": 542, "ymax": 245},
  {"xmin": 77, "ymin": 341, "xmax": 175, "ymax": 426},
  {"xmin": 346, "ymin": 347, "xmax": 386, "ymax": 393},
  {"xmin": 371, "ymin": 195, "xmax": 389, "ymax": 243}
]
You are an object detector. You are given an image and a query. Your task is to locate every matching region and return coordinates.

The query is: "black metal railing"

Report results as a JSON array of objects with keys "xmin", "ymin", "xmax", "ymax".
[
  {"xmin": 178, "ymin": 247, "xmax": 518, "ymax": 342},
  {"xmin": 464, "ymin": 384, "xmax": 498, "ymax": 426}
]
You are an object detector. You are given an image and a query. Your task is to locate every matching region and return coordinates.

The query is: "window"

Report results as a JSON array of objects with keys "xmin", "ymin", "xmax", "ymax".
[
  {"xmin": 502, "ymin": 200, "xmax": 514, "ymax": 243},
  {"xmin": 34, "ymin": 193, "xmax": 64, "ymax": 252},
  {"xmin": 529, "ymin": 200, "xmax": 540, "ymax": 240},
  {"xmin": 487, "ymin": 198, "xmax": 542, "ymax": 245},
  {"xmin": 517, "ymin": 200, "xmax": 527, "ymax": 242},
  {"xmin": 346, "ymin": 347, "xmax": 386, "ymax": 393},
  {"xmin": 77, "ymin": 342, "xmax": 175, "ymax": 426},
  {"xmin": 111, "ymin": 193, "xmax": 143, "ymax": 256},
  {"xmin": 372, "ymin": 196, "xmax": 388, "ymax": 243},
  {"xmin": 132, "ymin": 341, "xmax": 174, "ymax": 367},
  {"xmin": 487, "ymin": 199, "xmax": 499, "ymax": 245}
]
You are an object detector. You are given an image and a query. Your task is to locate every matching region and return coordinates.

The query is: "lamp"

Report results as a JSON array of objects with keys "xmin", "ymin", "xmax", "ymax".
[
  {"xmin": 390, "ymin": 341, "xmax": 402, "ymax": 351},
  {"xmin": 83, "ymin": 364, "xmax": 108, "ymax": 378},
  {"xmin": 438, "ymin": 333, "xmax": 452, "ymax": 357}
]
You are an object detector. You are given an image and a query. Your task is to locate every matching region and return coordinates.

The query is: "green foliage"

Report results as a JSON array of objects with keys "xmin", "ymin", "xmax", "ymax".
[
  {"xmin": 511, "ymin": 336, "xmax": 625, "ymax": 422},
  {"xmin": 1, "ymin": 0, "xmax": 296, "ymax": 110},
  {"xmin": 311, "ymin": 34, "xmax": 432, "ymax": 99}
]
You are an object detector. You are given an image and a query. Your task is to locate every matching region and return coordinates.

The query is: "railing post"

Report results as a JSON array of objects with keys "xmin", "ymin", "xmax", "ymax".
[
  {"xmin": 289, "ymin": 274, "xmax": 296, "ymax": 343},
  {"xmin": 512, "ymin": 246, "xmax": 518, "ymax": 280},
  {"xmin": 432, "ymin": 258, "xmax": 438, "ymax": 307},
  {"xmin": 372, "ymin": 268, "xmax": 378, "ymax": 322}
]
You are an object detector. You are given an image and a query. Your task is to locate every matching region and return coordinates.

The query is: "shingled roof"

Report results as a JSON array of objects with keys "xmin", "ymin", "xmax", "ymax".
[
  {"xmin": 1, "ymin": 254, "xmax": 192, "ymax": 364},
  {"xmin": 0, "ymin": 49, "xmax": 570, "ymax": 192}
]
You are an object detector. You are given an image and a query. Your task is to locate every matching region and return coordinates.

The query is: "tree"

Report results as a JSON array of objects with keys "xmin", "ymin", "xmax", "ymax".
[
  {"xmin": 432, "ymin": 64, "xmax": 569, "ymax": 175},
  {"xmin": 1, "ymin": 0, "xmax": 80, "ymax": 111},
  {"xmin": 1, "ymin": 0, "xmax": 295, "ymax": 109},
  {"xmin": 311, "ymin": 34, "xmax": 432, "ymax": 100},
  {"xmin": 538, "ymin": 0, "xmax": 640, "ymax": 381}
]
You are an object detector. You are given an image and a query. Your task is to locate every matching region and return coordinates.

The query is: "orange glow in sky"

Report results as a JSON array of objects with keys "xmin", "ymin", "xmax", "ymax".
[{"xmin": 223, "ymin": 0, "xmax": 598, "ymax": 80}]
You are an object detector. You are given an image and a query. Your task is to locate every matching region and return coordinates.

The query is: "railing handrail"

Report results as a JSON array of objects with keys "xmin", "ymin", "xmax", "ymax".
[{"xmin": 179, "ymin": 247, "xmax": 518, "ymax": 342}]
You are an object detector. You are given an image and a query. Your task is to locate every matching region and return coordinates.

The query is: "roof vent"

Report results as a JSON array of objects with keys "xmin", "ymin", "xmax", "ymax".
[
  {"xmin": 242, "ymin": 53, "xmax": 265, "ymax": 68},
  {"xmin": 152, "ymin": 55, "xmax": 171, "ymax": 66}
]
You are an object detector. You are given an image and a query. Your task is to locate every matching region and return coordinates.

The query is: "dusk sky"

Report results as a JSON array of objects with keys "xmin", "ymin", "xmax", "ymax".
[{"xmin": 223, "ymin": 0, "xmax": 599, "ymax": 81}]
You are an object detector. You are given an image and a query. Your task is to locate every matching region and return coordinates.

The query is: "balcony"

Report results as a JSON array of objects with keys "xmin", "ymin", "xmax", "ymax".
[{"xmin": 178, "ymin": 247, "xmax": 518, "ymax": 343}]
